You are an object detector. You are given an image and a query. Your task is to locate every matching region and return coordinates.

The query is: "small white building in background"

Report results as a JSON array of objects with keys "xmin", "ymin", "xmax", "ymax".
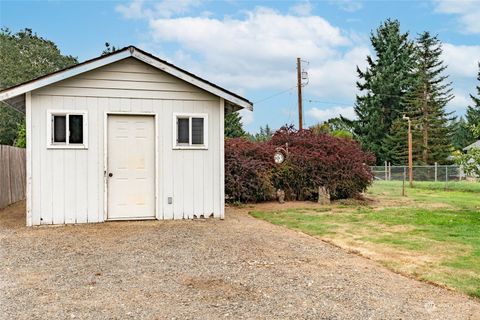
[
  {"xmin": 0, "ymin": 46, "xmax": 253, "ymax": 226},
  {"xmin": 463, "ymin": 140, "xmax": 480, "ymax": 151}
]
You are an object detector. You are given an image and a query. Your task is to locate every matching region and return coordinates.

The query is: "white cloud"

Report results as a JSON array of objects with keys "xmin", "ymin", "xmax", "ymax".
[
  {"xmin": 449, "ymin": 92, "xmax": 471, "ymax": 112},
  {"xmin": 115, "ymin": 1, "xmax": 479, "ymax": 125},
  {"xmin": 147, "ymin": 6, "xmax": 364, "ymax": 100},
  {"xmin": 435, "ymin": 0, "xmax": 480, "ymax": 33},
  {"xmin": 442, "ymin": 43, "xmax": 480, "ymax": 78},
  {"xmin": 305, "ymin": 46, "xmax": 369, "ymax": 98},
  {"xmin": 116, "ymin": 0, "xmax": 201, "ymax": 19},
  {"xmin": 116, "ymin": 0, "xmax": 145, "ymax": 19},
  {"xmin": 290, "ymin": 1, "xmax": 313, "ymax": 16},
  {"xmin": 442, "ymin": 43, "xmax": 480, "ymax": 114},
  {"xmin": 153, "ymin": 0, "xmax": 202, "ymax": 18},
  {"xmin": 116, "ymin": 2, "xmax": 372, "ymax": 128},
  {"xmin": 239, "ymin": 108, "xmax": 254, "ymax": 125},
  {"xmin": 331, "ymin": 0, "xmax": 363, "ymax": 12},
  {"xmin": 306, "ymin": 106, "xmax": 356, "ymax": 122}
]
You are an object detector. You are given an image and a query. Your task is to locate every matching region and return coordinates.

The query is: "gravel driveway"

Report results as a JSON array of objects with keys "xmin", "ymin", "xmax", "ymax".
[{"xmin": 1, "ymin": 201, "xmax": 479, "ymax": 320}]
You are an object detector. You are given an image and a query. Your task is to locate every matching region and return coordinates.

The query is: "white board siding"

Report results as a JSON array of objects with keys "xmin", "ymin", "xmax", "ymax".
[
  {"xmin": 220, "ymin": 99, "xmax": 225, "ymax": 219},
  {"xmin": 26, "ymin": 93, "xmax": 32, "ymax": 226},
  {"xmin": 31, "ymin": 94, "xmax": 41, "ymax": 226},
  {"xmin": 29, "ymin": 58, "xmax": 223, "ymax": 225},
  {"xmin": 40, "ymin": 95, "xmax": 53, "ymax": 224},
  {"xmin": 34, "ymin": 58, "xmax": 217, "ymax": 102},
  {"xmin": 86, "ymin": 97, "xmax": 99, "ymax": 223}
]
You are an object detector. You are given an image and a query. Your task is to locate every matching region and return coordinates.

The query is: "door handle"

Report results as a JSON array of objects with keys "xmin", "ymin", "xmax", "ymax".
[{"xmin": 108, "ymin": 173, "xmax": 113, "ymax": 177}]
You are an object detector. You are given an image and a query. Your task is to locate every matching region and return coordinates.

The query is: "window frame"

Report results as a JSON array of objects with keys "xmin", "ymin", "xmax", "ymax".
[
  {"xmin": 172, "ymin": 113, "xmax": 208, "ymax": 150},
  {"xmin": 46, "ymin": 110, "xmax": 88, "ymax": 149}
]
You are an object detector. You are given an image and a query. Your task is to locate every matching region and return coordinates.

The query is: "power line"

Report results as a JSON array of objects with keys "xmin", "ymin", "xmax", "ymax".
[
  {"xmin": 306, "ymin": 98, "xmax": 353, "ymax": 106},
  {"xmin": 306, "ymin": 92, "xmax": 409, "ymax": 106},
  {"xmin": 253, "ymin": 86, "xmax": 297, "ymax": 104}
]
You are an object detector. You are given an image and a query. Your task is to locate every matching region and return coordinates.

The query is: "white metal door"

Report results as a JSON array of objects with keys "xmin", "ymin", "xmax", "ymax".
[{"xmin": 107, "ymin": 115, "xmax": 155, "ymax": 220}]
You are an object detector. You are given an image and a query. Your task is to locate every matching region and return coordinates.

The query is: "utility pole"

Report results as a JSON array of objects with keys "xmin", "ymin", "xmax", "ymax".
[
  {"xmin": 297, "ymin": 57, "xmax": 303, "ymax": 130},
  {"xmin": 403, "ymin": 115, "xmax": 413, "ymax": 187}
]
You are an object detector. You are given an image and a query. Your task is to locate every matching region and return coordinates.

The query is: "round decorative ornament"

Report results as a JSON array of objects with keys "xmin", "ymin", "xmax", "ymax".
[{"xmin": 274, "ymin": 151, "xmax": 285, "ymax": 164}]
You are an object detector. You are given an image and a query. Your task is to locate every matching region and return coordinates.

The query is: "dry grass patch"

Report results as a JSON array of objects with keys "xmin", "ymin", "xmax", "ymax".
[{"xmin": 250, "ymin": 180, "xmax": 480, "ymax": 298}]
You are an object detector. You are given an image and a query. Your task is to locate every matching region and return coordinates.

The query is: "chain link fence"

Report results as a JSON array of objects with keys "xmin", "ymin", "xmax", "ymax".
[{"xmin": 370, "ymin": 163, "xmax": 465, "ymax": 183}]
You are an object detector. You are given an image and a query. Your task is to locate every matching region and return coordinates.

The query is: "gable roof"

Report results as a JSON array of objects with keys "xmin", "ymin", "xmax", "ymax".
[
  {"xmin": 464, "ymin": 140, "xmax": 480, "ymax": 151},
  {"xmin": 0, "ymin": 46, "xmax": 253, "ymax": 111}
]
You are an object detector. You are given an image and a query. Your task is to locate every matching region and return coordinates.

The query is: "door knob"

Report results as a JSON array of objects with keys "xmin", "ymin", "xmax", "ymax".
[{"xmin": 108, "ymin": 173, "xmax": 113, "ymax": 177}]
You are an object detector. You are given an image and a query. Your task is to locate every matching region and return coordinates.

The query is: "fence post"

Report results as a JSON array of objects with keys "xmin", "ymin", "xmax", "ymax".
[
  {"xmin": 388, "ymin": 162, "xmax": 392, "ymax": 181},
  {"xmin": 434, "ymin": 162, "xmax": 438, "ymax": 182},
  {"xmin": 384, "ymin": 161, "xmax": 388, "ymax": 181},
  {"xmin": 445, "ymin": 165, "xmax": 448, "ymax": 191},
  {"xmin": 402, "ymin": 166, "xmax": 406, "ymax": 196},
  {"xmin": 6, "ymin": 146, "xmax": 12, "ymax": 204}
]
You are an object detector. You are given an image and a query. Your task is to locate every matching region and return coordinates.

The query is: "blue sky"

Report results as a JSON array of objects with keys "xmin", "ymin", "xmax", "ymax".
[{"xmin": 1, "ymin": 0, "xmax": 480, "ymax": 133}]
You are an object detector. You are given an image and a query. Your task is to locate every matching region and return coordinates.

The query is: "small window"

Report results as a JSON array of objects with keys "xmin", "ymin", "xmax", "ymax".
[
  {"xmin": 173, "ymin": 113, "xmax": 208, "ymax": 149},
  {"xmin": 192, "ymin": 118, "xmax": 204, "ymax": 145},
  {"xmin": 53, "ymin": 115, "xmax": 66, "ymax": 143},
  {"xmin": 177, "ymin": 118, "xmax": 190, "ymax": 144},
  {"xmin": 69, "ymin": 115, "xmax": 84, "ymax": 144},
  {"xmin": 47, "ymin": 110, "xmax": 88, "ymax": 149}
]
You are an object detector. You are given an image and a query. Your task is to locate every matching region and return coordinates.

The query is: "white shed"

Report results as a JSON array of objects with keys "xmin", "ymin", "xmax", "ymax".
[{"xmin": 0, "ymin": 46, "xmax": 253, "ymax": 226}]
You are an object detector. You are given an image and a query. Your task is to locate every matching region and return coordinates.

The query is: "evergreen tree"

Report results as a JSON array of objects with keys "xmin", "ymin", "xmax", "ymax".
[
  {"xmin": 451, "ymin": 117, "xmax": 474, "ymax": 150},
  {"xmin": 225, "ymin": 111, "xmax": 246, "ymax": 138},
  {"xmin": 382, "ymin": 117, "xmax": 409, "ymax": 165},
  {"xmin": 247, "ymin": 124, "xmax": 273, "ymax": 142},
  {"xmin": 326, "ymin": 117, "xmax": 354, "ymax": 133},
  {"xmin": 0, "ymin": 28, "xmax": 77, "ymax": 145},
  {"xmin": 466, "ymin": 62, "xmax": 480, "ymax": 140},
  {"xmin": 405, "ymin": 32, "xmax": 453, "ymax": 164},
  {"xmin": 353, "ymin": 19, "xmax": 415, "ymax": 163}
]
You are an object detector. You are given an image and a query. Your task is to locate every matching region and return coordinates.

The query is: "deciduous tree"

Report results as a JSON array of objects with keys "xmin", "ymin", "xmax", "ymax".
[{"xmin": 0, "ymin": 28, "xmax": 77, "ymax": 145}]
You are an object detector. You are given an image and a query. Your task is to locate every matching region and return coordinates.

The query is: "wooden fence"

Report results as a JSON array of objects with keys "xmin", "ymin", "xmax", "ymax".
[{"xmin": 0, "ymin": 145, "xmax": 26, "ymax": 209}]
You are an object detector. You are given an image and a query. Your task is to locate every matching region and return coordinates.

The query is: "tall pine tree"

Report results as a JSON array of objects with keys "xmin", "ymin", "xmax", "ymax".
[
  {"xmin": 451, "ymin": 117, "xmax": 474, "ymax": 150},
  {"xmin": 466, "ymin": 62, "xmax": 480, "ymax": 140},
  {"xmin": 224, "ymin": 111, "xmax": 246, "ymax": 138},
  {"xmin": 405, "ymin": 32, "xmax": 453, "ymax": 164},
  {"xmin": 382, "ymin": 118, "xmax": 409, "ymax": 164},
  {"xmin": 353, "ymin": 20, "xmax": 415, "ymax": 163}
]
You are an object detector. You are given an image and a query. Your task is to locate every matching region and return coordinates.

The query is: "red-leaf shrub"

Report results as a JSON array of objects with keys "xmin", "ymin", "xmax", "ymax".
[
  {"xmin": 224, "ymin": 127, "xmax": 375, "ymax": 203},
  {"xmin": 224, "ymin": 138, "xmax": 276, "ymax": 203},
  {"xmin": 269, "ymin": 126, "xmax": 375, "ymax": 200}
]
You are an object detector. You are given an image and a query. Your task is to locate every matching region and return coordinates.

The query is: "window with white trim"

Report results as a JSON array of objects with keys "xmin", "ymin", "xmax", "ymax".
[
  {"xmin": 47, "ymin": 110, "xmax": 88, "ymax": 149},
  {"xmin": 173, "ymin": 113, "xmax": 208, "ymax": 149}
]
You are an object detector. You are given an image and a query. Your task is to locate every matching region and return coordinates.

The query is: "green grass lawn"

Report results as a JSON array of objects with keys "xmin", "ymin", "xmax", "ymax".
[{"xmin": 250, "ymin": 180, "xmax": 480, "ymax": 298}]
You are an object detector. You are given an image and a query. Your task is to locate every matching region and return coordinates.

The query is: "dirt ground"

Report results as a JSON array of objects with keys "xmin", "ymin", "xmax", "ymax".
[{"xmin": 1, "ymin": 201, "xmax": 479, "ymax": 320}]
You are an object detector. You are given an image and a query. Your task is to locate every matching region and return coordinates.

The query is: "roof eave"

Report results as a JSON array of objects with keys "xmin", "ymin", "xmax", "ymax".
[
  {"xmin": 130, "ymin": 49, "xmax": 253, "ymax": 111},
  {"xmin": 0, "ymin": 49, "xmax": 132, "ymax": 101},
  {"xmin": 0, "ymin": 46, "xmax": 253, "ymax": 112}
]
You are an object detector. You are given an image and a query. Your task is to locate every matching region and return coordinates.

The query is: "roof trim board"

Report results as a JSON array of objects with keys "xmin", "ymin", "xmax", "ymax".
[
  {"xmin": 0, "ymin": 46, "xmax": 253, "ymax": 111},
  {"xmin": 0, "ymin": 50, "xmax": 131, "ymax": 101}
]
